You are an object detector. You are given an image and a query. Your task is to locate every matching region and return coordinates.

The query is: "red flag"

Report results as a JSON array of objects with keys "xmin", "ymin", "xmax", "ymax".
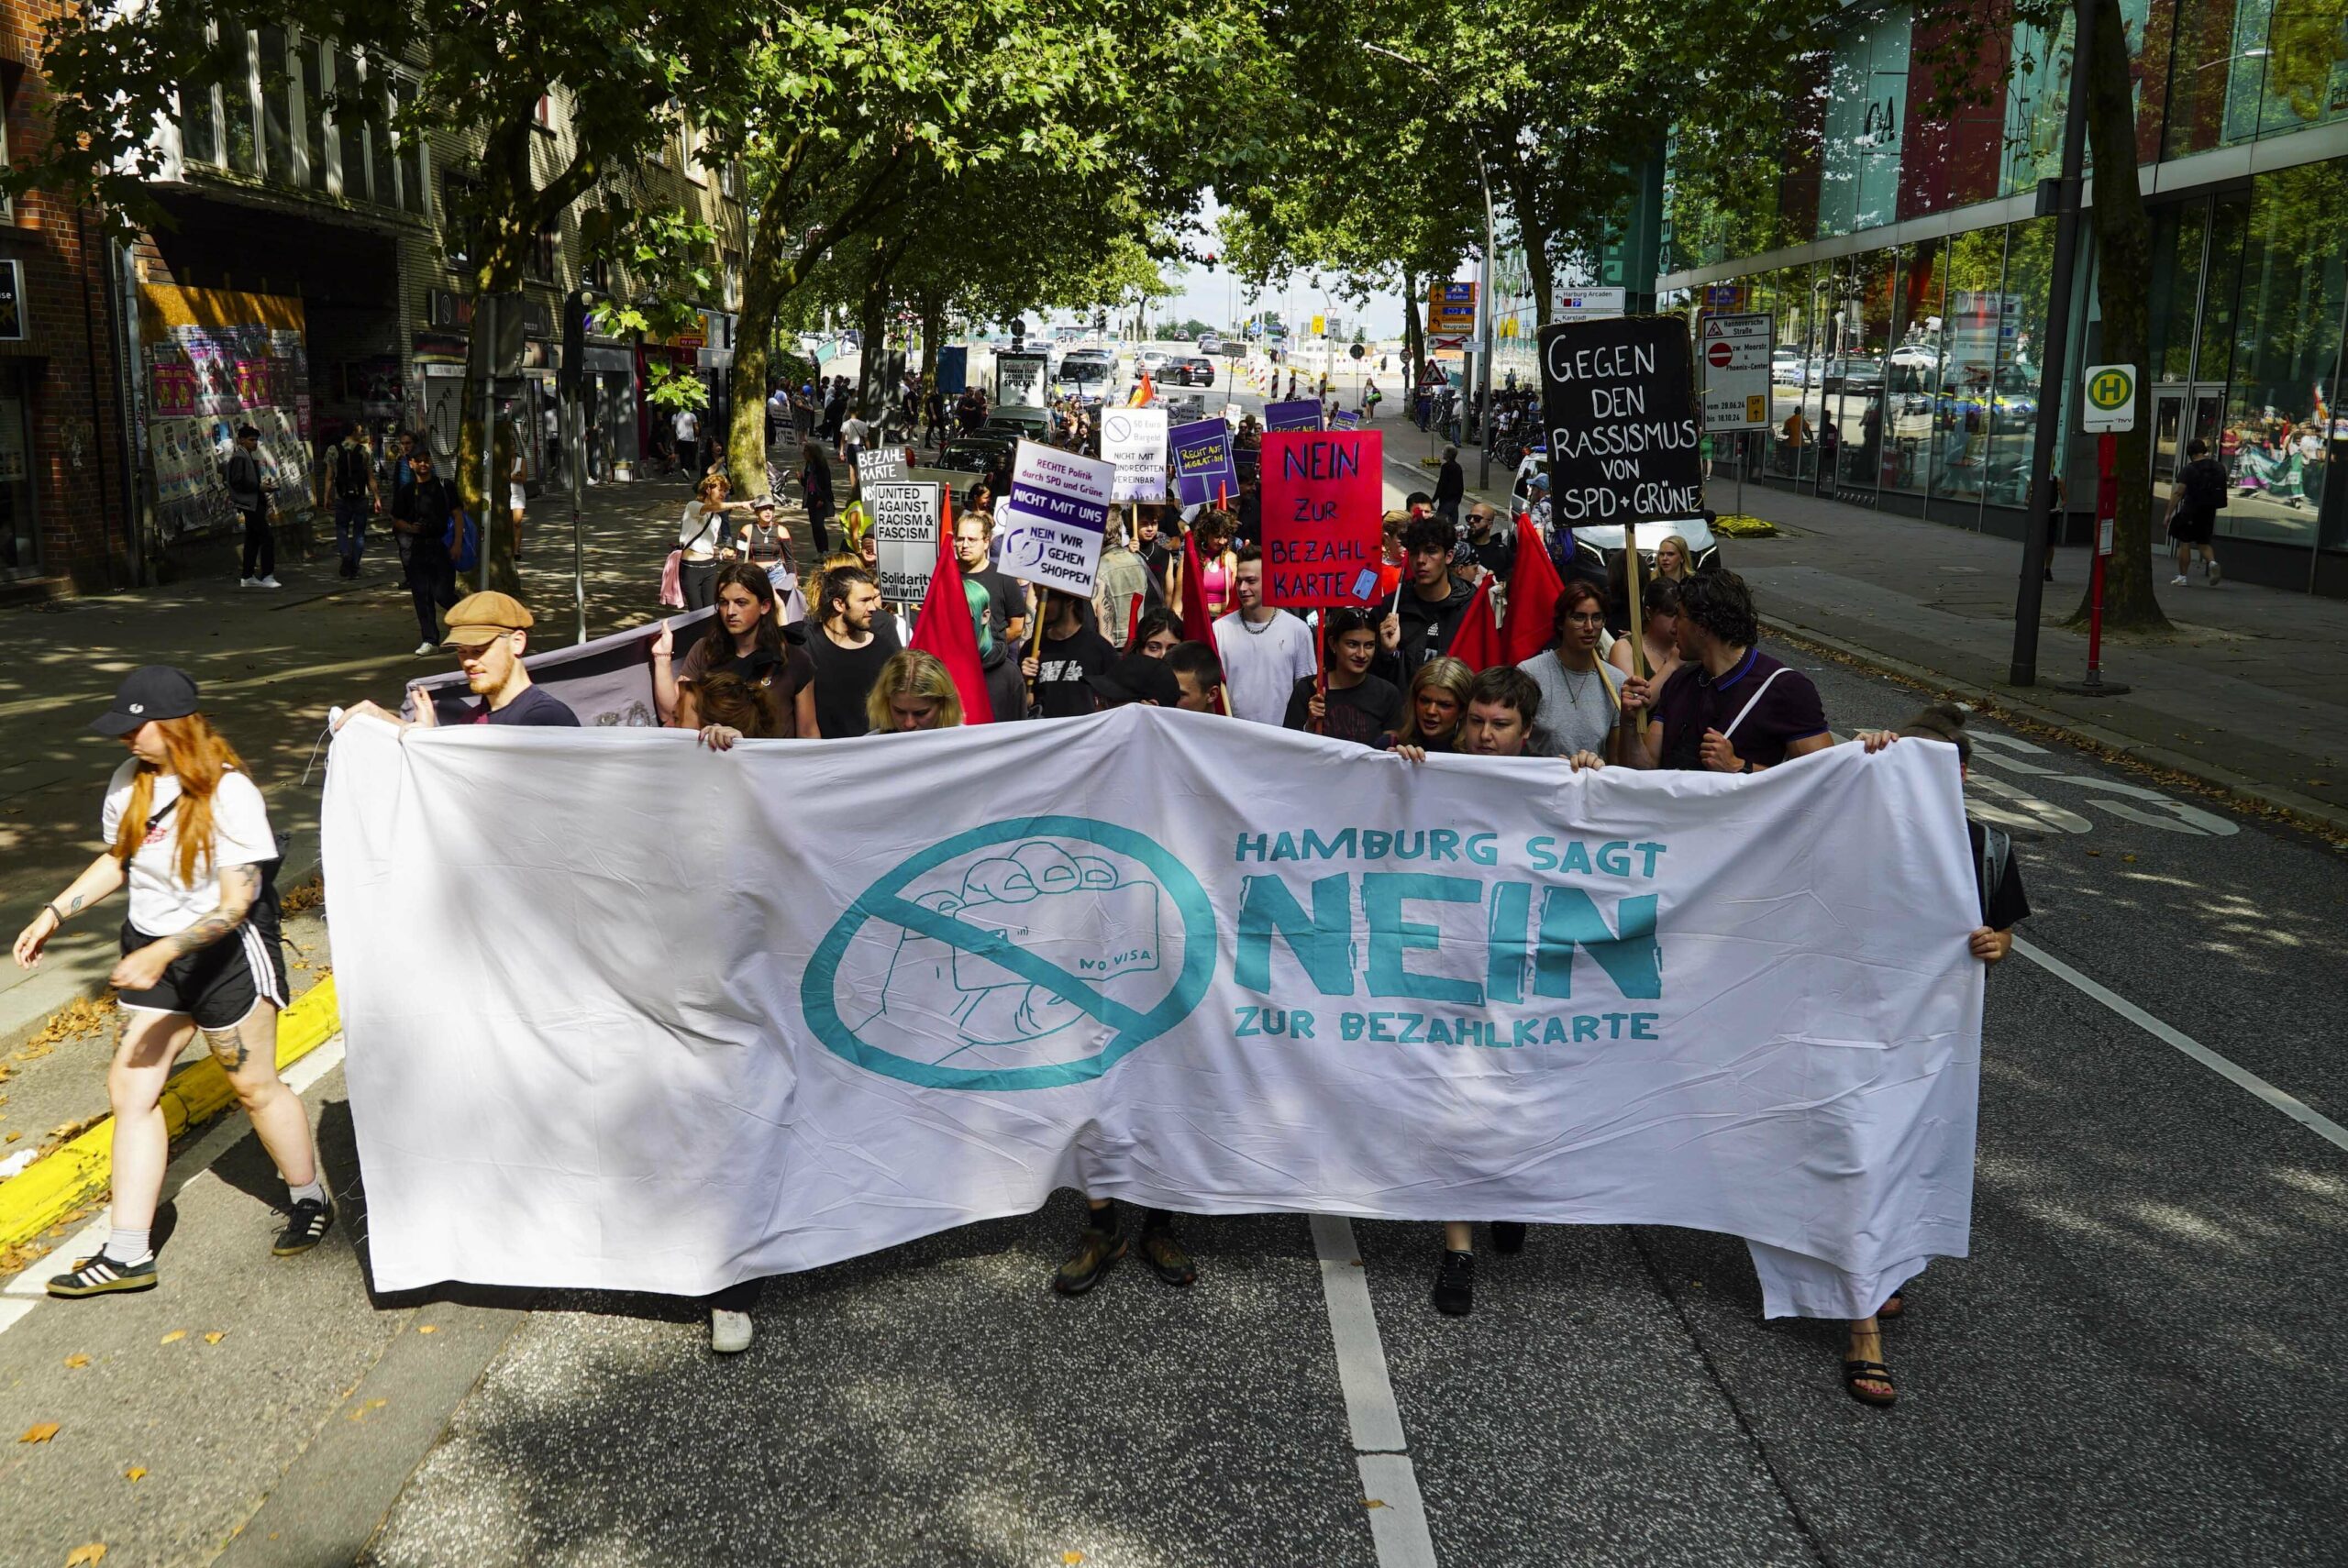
[
  {"xmin": 1125, "ymin": 592, "xmax": 1144, "ymax": 649},
  {"xmin": 1501, "ymin": 515, "xmax": 1563, "ymax": 667},
  {"xmin": 908, "ymin": 536, "xmax": 992, "ymax": 723},
  {"xmin": 1443, "ymin": 576, "xmax": 1504, "ymax": 671},
  {"xmin": 1179, "ymin": 529, "xmax": 1221, "ymax": 658},
  {"xmin": 1130, "ymin": 372, "xmax": 1157, "ymax": 407}
]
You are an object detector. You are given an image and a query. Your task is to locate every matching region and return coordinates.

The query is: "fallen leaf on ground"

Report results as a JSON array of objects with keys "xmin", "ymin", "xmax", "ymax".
[
  {"xmin": 20, "ymin": 1422, "xmax": 60, "ymax": 1443},
  {"xmin": 415, "ymin": 1324, "xmax": 437, "ymax": 1334},
  {"xmin": 1062, "ymin": 1554, "xmax": 1086, "ymax": 1565},
  {"xmin": 66, "ymin": 1544, "xmax": 106, "ymax": 1566},
  {"xmin": 159, "ymin": 1330, "xmax": 187, "ymax": 1345},
  {"xmin": 63, "ymin": 1354, "xmax": 90, "ymax": 1369},
  {"xmin": 348, "ymin": 1398, "xmax": 389, "ymax": 1422},
  {"xmin": 1363, "ymin": 1498, "xmax": 1387, "ymax": 1508},
  {"xmin": 203, "ymin": 1332, "xmax": 226, "ymax": 1345},
  {"xmin": 123, "ymin": 1468, "xmax": 146, "ymax": 1482}
]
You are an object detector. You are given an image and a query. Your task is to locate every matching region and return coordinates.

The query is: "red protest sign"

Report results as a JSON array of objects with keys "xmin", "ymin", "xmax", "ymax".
[{"xmin": 1260, "ymin": 429, "xmax": 1382, "ymax": 607}]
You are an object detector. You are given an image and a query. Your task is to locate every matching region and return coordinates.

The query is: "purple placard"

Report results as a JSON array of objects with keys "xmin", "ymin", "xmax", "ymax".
[
  {"xmin": 1169, "ymin": 418, "xmax": 1236, "ymax": 507},
  {"xmin": 1263, "ymin": 398, "xmax": 1324, "ymax": 432}
]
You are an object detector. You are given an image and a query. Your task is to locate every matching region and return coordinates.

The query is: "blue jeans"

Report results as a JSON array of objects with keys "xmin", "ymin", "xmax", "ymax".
[{"xmin": 334, "ymin": 497, "xmax": 370, "ymax": 569}]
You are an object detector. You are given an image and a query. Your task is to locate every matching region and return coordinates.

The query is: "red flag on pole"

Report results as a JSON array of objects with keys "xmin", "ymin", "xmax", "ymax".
[
  {"xmin": 1179, "ymin": 528, "xmax": 1221, "ymax": 659},
  {"xmin": 1500, "ymin": 515, "xmax": 1565, "ymax": 667},
  {"xmin": 908, "ymin": 536, "xmax": 992, "ymax": 723},
  {"xmin": 1442, "ymin": 576, "xmax": 1504, "ymax": 671}
]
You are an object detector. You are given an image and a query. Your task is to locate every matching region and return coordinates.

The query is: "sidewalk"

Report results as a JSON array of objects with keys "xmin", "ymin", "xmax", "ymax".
[
  {"xmin": 0, "ymin": 470, "xmax": 703, "ymax": 1166},
  {"xmin": 1412, "ymin": 450, "xmax": 2348, "ymax": 835}
]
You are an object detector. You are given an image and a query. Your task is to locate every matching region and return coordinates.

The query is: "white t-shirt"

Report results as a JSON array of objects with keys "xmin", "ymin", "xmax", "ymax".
[
  {"xmin": 1213, "ymin": 610, "xmax": 1317, "ymax": 726},
  {"xmin": 841, "ymin": 417, "xmax": 869, "ymax": 447},
  {"xmin": 675, "ymin": 410, "xmax": 700, "ymax": 441},
  {"xmin": 101, "ymin": 762, "xmax": 276, "ymax": 937},
  {"xmin": 678, "ymin": 501, "xmax": 728, "ymax": 560}
]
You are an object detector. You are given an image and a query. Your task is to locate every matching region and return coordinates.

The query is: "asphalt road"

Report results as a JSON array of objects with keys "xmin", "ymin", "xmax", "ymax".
[{"xmin": 2, "ymin": 367, "xmax": 2344, "ymax": 1566}]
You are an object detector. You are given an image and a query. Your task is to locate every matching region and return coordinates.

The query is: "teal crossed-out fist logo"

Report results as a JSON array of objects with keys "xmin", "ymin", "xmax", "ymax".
[{"xmin": 803, "ymin": 816, "xmax": 1217, "ymax": 1090}]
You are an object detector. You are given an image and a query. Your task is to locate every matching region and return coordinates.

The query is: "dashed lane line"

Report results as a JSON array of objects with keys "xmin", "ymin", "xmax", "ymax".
[
  {"xmin": 2013, "ymin": 938, "xmax": 2348, "ymax": 1154},
  {"xmin": 1311, "ymin": 1213, "xmax": 1441, "ymax": 1568}
]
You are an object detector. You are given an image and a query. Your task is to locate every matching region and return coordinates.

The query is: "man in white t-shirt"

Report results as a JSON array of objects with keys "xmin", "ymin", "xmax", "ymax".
[
  {"xmin": 674, "ymin": 406, "xmax": 702, "ymax": 477},
  {"xmin": 838, "ymin": 406, "xmax": 869, "ymax": 467},
  {"xmin": 1213, "ymin": 546, "xmax": 1316, "ymax": 726}
]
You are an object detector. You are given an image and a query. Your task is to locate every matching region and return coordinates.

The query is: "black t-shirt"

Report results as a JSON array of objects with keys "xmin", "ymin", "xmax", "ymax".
[
  {"xmin": 1650, "ymin": 646, "xmax": 1828, "ymax": 770},
  {"xmin": 1465, "ymin": 526, "xmax": 1516, "ymax": 580},
  {"xmin": 965, "ymin": 568, "xmax": 1028, "ymax": 660},
  {"xmin": 1031, "ymin": 625, "xmax": 1115, "ymax": 719},
  {"xmin": 1970, "ymin": 821, "xmax": 2032, "ymax": 931},
  {"xmin": 1284, "ymin": 673, "xmax": 1404, "ymax": 748},
  {"xmin": 804, "ymin": 622, "xmax": 903, "ymax": 738},
  {"xmin": 470, "ymin": 684, "xmax": 580, "ymax": 727}
]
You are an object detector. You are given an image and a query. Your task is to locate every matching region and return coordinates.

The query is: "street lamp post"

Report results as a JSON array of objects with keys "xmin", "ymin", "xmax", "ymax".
[{"xmin": 1362, "ymin": 42, "xmax": 1498, "ymax": 490}]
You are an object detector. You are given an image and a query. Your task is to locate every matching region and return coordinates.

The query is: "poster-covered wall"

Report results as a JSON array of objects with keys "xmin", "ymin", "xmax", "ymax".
[{"xmin": 138, "ymin": 284, "xmax": 314, "ymax": 539}]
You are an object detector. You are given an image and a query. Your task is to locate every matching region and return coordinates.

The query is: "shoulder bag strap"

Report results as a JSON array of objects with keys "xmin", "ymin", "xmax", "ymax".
[{"xmin": 1718, "ymin": 667, "xmax": 1791, "ymax": 742}]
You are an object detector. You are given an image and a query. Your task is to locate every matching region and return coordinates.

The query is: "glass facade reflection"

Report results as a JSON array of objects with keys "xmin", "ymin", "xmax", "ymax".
[{"xmin": 1659, "ymin": 0, "xmax": 2348, "ymax": 591}]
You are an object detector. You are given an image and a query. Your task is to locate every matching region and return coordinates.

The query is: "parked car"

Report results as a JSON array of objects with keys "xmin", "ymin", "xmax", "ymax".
[
  {"xmin": 983, "ymin": 405, "xmax": 1056, "ymax": 441},
  {"xmin": 937, "ymin": 435, "xmax": 1016, "ymax": 473},
  {"xmin": 1168, "ymin": 355, "xmax": 1217, "ymax": 387},
  {"xmin": 1510, "ymin": 453, "xmax": 1723, "ymax": 575}
]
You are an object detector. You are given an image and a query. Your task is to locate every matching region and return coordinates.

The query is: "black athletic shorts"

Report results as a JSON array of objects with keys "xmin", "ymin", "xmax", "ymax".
[{"xmin": 117, "ymin": 903, "xmax": 288, "ymax": 1032}]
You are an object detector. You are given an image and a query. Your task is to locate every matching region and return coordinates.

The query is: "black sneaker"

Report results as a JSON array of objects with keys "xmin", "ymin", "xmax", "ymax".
[
  {"xmin": 1051, "ymin": 1211, "xmax": 1129, "ymax": 1296},
  {"xmin": 1491, "ymin": 1221, "xmax": 1527, "ymax": 1255},
  {"xmin": 1434, "ymin": 1249, "xmax": 1475, "ymax": 1316},
  {"xmin": 1137, "ymin": 1220, "xmax": 1197, "ymax": 1287},
  {"xmin": 272, "ymin": 1198, "xmax": 336, "ymax": 1256},
  {"xmin": 47, "ymin": 1251, "xmax": 158, "ymax": 1297}
]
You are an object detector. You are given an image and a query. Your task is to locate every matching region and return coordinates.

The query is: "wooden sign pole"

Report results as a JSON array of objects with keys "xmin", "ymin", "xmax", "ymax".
[{"xmin": 1623, "ymin": 539, "xmax": 1648, "ymax": 741}]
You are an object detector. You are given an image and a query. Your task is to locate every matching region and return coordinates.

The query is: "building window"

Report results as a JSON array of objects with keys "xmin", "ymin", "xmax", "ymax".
[
  {"xmin": 443, "ymin": 170, "xmax": 479, "ymax": 271},
  {"xmin": 532, "ymin": 216, "xmax": 559, "ymax": 282},
  {"xmin": 223, "ymin": 30, "xmax": 259, "ymax": 175},
  {"xmin": 298, "ymin": 38, "xmax": 328, "ymax": 192},
  {"xmin": 721, "ymin": 159, "xmax": 739, "ymax": 200},
  {"xmin": 686, "ymin": 119, "xmax": 709, "ymax": 185},
  {"xmin": 368, "ymin": 90, "xmax": 395, "ymax": 208},
  {"xmin": 259, "ymin": 27, "xmax": 294, "ymax": 181},
  {"xmin": 338, "ymin": 50, "xmax": 370, "ymax": 202},
  {"xmin": 535, "ymin": 94, "xmax": 555, "ymax": 132},
  {"xmin": 724, "ymin": 251, "xmax": 742, "ymax": 310},
  {"xmin": 392, "ymin": 80, "xmax": 426, "ymax": 214}
]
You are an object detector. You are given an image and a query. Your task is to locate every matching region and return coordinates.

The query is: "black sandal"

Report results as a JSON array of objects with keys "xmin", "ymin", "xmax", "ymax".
[{"xmin": 1843, "ymin": 1358, "xmax": 1898, "ymax": 1407}]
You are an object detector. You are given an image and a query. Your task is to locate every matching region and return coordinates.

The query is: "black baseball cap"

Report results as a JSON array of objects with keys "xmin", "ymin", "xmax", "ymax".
[
  {"xmin": 1089, "ymin": 653, "xmax": 1182, "ymax": 709},
  {"xmin": 90, "ymin": 665, "xmax": 199, "ymax": 736}
]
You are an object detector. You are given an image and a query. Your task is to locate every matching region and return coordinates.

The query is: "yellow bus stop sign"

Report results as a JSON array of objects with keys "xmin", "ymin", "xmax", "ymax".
[{"xmin": 2082, "ymin": 363, "xmax": 2136, "ymax": 433}]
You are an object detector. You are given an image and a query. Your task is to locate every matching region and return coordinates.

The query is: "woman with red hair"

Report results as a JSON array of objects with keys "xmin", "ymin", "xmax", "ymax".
[{"xmin": 13, "ymin": 667, "xmax": 330, "ymax": 1297}]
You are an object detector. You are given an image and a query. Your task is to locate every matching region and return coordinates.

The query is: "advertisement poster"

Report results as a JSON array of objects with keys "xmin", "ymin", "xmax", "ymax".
[
  {"xmin": 1259, "ymin": 429, "xmax": 1382, "ymax": 607},
  {"xmin": 138, "ymin": 285, "xmax": 314, "ymax": 540},
  {"xmin": 996, "ymin": 351, "xmax": 1048, "ymax": 409},
  {"xmin": 996, "ymin": 439, "xmax": 1114, "ymax": 595}
]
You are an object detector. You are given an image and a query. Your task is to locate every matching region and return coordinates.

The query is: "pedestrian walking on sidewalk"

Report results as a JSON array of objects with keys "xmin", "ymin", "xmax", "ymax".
[
  {"xmin": 394, "ymin": 452, "xmax": 460, "ymax": 654},
  {"xmin": 15, "ymin": 668, "xmax": 332, "ymax": 1298},
  {"xmin": 224, "ymin": 424, "xmax": 282, "ymax": 589},
  {"xmin": 2171, "ymin": 439, "xmax": 2226, "ymax": 586},
  {"xmin": 324, "ymin": 424, "xmax": 379, "ymax": 579},
  {"xmin": 1434, "ymin": 445, "xmax": 1464, "ymax": 525}
]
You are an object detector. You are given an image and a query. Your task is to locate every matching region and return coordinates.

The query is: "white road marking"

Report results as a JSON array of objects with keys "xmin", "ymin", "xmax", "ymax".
[
  {"xmin": 1, "ymin": 1039, "xmax": 348, "ymax": 1324},
  {"xmin": 1311, "ymin": 1213, "xmax": 1441, "ymax": 1566},
  {"xmin": 2014, "ymin": 938, "xmax": 2348, "ymax": 1154}
]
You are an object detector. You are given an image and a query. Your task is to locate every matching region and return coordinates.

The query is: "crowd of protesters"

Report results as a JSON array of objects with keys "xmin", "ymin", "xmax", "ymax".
[{"xmin": 89, "ymin": 357, "xmax": 2029, "ymax": 1404}]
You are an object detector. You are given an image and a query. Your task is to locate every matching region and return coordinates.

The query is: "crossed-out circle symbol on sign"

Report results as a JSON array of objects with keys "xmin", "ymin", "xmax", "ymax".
[
  {"xmin": 801, "ymin": 815, "xmax": 1217, "ymax": 1091},
  {"xmin": 2088, "ymin": 370, "xmax": 2132, "ymax": 410},
  {"xmin": 1105, "ymin": 414, "xmax": 1135, "ymax": 442}
]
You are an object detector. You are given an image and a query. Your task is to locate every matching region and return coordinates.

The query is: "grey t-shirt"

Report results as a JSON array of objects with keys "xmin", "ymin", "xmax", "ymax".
[{"xmin": 1515, "ymin": 651, "xmax": 1625, "ymax": 757}]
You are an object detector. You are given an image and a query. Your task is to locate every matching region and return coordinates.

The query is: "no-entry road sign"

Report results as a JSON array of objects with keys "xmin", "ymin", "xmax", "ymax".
[{"xmin": 1700, "ymin": 314, "xmax": 1772, "ymax": 433}]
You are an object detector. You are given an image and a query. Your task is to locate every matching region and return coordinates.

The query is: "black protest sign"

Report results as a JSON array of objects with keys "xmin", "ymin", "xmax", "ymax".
[{"xmin": 1536, "ymin": 317, "xmax": 1705, "ymax": 526}]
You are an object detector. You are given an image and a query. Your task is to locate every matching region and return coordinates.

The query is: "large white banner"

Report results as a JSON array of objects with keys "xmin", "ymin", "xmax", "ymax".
[{"xmin": 324, "ymin": 711, "xmax": 1982, "ymax": 1306}]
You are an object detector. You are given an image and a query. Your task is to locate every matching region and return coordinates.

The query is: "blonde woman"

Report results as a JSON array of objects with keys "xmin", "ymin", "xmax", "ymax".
[
  {"xmin": 15, "ymin": 668, "xmax": 329, "ymax": 1297},
  {"xmin": 677, "ymin": 472, "xmax": 743, "ymax": 611},
  {"xmin": 866, "ymin": 649, "xmax": 965, "ymax": 733},
  {"xmin": 1653, "ymin": 534, "xmax": 1694, "ymax": 583},
  {"xmin": 1389, "ymin": 656, "xmax": 1474, "ymax": 757}
]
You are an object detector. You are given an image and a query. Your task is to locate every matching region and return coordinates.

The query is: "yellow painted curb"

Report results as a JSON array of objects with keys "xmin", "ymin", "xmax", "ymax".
[{"xmin": 0, "ymin": 976, "xmax": 341, "ymax": 1253}]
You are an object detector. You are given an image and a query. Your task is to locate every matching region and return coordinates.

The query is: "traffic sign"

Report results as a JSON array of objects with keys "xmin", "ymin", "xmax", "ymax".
[
  {"xmin": 1311, "ymin": 314, "xmax": 1326, "ymax": 337},
  {"xmin": 1555, "ymin": 287, "xmax": 1626, "ymax": 324},
  {"xmin": 1429, "ymin": 282, "xmax": 1478, "ymax": 336},
  {"xmin": 1699, "ymin": 313, "xmax": 1772, "ymax": 433},
  {"xmin": 2082, "ymin": 362, "xmax": 2136, "ymax": 433}
]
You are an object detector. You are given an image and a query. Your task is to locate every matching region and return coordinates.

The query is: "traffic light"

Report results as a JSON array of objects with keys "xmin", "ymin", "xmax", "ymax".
[{"xmin": 1093, "ymin": 311, "xmax": 1108, "ymax": 333}]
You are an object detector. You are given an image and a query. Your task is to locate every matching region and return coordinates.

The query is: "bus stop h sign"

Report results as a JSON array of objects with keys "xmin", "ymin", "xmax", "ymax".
[{"xmin": 2082, "ymin": 363, "xmax": 2136, "ymax": 433}]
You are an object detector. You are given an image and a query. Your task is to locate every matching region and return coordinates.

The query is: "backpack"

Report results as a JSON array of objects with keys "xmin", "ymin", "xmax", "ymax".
[
  {"xmin": 2183, "ymin": 458, "xmax": 2226, "ymax": 514},
  {"xmin": 334, "ymin": 442, "xmax": 372, "ymax": 499},
  {"xmin": 447, "ymin": 509, "xmax": 480, "ymax": 573}
]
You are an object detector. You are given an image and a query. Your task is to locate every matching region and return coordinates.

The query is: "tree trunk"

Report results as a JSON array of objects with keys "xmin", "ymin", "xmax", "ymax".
[
  {"xmin": 1401, "ymin": 269, "xmax": 1423, "ymax": 406},
  {"xmin": 856, "ymin": 278, "xmax": 888, "ymax": 414},
  {"xmin": 725, "ymin": 210, "xmax": 798, "ymax": 499},
  {"xmin": 2074, "ymin": 0, "xmax": 2168, "ymax": 632},
  {"xmin": 918, "ymin": 291, "xmax": 943, "ymax": 389}
]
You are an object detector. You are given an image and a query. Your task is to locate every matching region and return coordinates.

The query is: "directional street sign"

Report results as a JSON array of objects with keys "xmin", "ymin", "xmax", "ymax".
[
  {"xmin": 1699, "ymin": 313, "xmax": 1773, "ymax": 432},
  {"xmin": 2081, "ymin": 362, "xmax": 2137, "ymax": 433}
]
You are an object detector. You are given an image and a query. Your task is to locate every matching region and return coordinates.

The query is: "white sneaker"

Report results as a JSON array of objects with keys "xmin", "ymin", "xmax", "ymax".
[
  {"xmin": 2207, "ymin": 562, "xmax": 2221, "ymax": 586},
  {"xmin": 711, "ymin": 1309, "xmax": 753, "ymax": 1353},
  {"xmin": 238, "ymin": 577, "xmax": 258, "ymax": 588},
  {"xmin": 413, "ymin": 641, "xmax": 437, "ymax": 656},
  {"xmin": 2170, "ymin": 574, "xmax": 2188, "ymax": 586},
  {"xmin": 257, "ymin": 576, "xmax": 283, "ymax": 588}
]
